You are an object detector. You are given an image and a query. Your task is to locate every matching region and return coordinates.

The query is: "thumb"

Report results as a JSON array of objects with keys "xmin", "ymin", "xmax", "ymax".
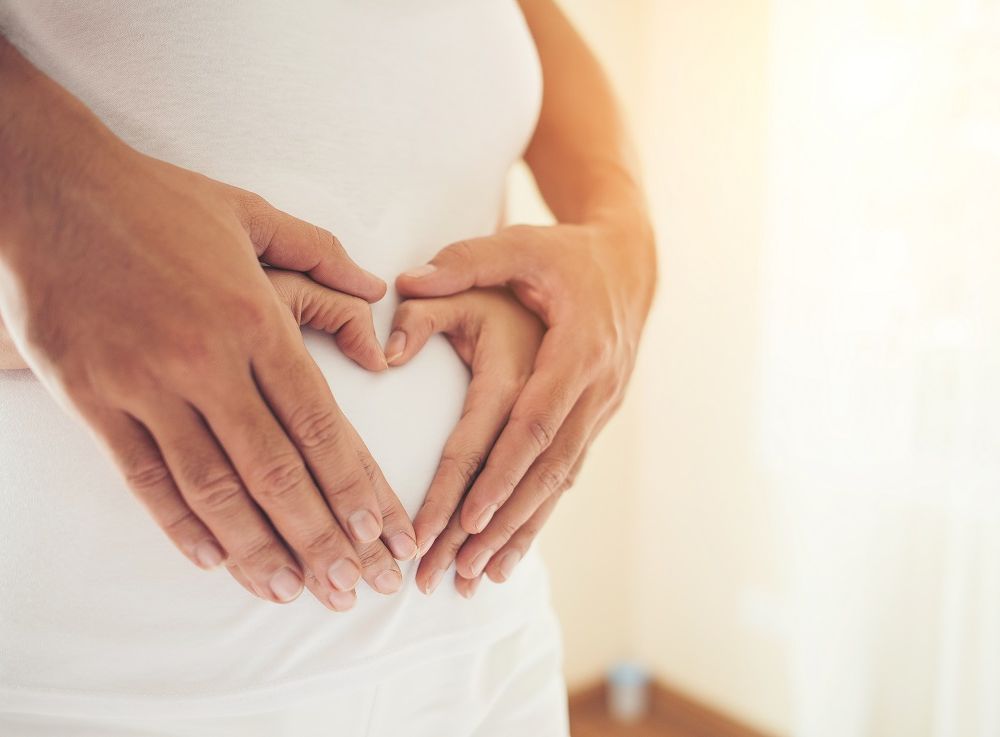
[
  {"xmin": 395, "ymin": 228, "xmax": 537, "ymax": 298},
  {"xmin": 266, "ymin": 270, "xmax": 387, "ymax": 372},
  {"xmin": 385, "ymin": 298, "xmax": 467, "ymax": 367},
  {"xmin": 233, "ymin": 190, "xmax": 386, "ymax": 302}
]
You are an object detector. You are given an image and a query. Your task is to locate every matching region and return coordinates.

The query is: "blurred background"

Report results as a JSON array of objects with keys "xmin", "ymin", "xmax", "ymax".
[{"xmin": 509, "ymin": 1, "xmax": 1000, "ymax": 736}]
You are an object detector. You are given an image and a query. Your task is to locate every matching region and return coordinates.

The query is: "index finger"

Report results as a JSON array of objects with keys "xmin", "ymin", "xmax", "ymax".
[
  {"xmin": 459, "ymin": 328, "xmax": 590, "ymax": 534},
  {"xmin": 395, "ymin": 229, "xmax": 539, "ymax": 298},
  {"xmin": 412, "ymin": 366, "xmax": 523, "ymax": 555}
]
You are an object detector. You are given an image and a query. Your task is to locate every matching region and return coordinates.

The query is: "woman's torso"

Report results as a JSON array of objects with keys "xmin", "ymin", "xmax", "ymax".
[{"xmin": 0, "ymin": 0, "xmax": 548, "ymax": 717}]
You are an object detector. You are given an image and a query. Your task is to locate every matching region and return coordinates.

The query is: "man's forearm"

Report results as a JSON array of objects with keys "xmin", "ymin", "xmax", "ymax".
[
  {"xmin": 0, "ymin": 35, "xmax": 123, "ymax": 258},
  {"xmin": 518, "ymin": 1, "xmax": 651, "ymax": 235}
]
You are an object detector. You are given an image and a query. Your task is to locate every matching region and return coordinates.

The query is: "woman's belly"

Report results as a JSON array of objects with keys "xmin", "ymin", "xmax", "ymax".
[
  {"xmin": 307, "ymin": 299, "xmax": 469, "ymax": 519},
  {"xmin": 0, "ymin": 0, "xmax": 550, "ymax": 711},
  {"xmin": 0, "ymin": 312, "xmax": 548, "ymax": 715}
]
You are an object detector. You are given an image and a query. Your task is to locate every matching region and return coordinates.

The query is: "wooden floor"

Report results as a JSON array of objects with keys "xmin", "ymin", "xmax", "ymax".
[
  {"xmin": 570, "ymin": 696, "xmax": 687, "ymax": 737},
  {"xmin": 568, "ymin": 682, "xmax": 774, "ymax": 737}
]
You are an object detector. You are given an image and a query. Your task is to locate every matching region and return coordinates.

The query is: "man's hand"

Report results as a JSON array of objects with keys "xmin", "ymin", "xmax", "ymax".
[
  {"xmin": 0, "ymin": 39, "xmax": 415, "ymax": 612},
  {"xmin": 384, "ymin": 288, "xmax": 544, "ymax": 594},
  {"xmin": 396, "ymin": 219, "xmax": 655, "ymax": 592}
]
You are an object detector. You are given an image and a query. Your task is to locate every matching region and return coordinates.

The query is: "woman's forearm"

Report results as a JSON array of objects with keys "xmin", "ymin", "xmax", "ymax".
[{"xmin": 518, "ymin": 1, "xmax": 653, "ymax": 246}]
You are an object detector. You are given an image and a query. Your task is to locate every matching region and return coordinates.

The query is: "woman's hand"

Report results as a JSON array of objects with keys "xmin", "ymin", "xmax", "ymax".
[
  {"xmin": 395, "ymin": 219, "xmax": 655, "ymax": 593},
  {"xmin": 384, "ymin": 288, "xmax": 545, "ymax": 593}
]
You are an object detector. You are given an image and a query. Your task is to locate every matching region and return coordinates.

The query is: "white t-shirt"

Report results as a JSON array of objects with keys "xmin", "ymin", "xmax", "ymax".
[{"xmin": 0, "ymin": 0, "xmax": 549, "ymax": 718}]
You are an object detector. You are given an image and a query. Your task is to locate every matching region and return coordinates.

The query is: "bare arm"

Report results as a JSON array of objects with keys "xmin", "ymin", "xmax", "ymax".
[{"xmin": 521, "ymin": 0, "xmax": 654, "ymax": 252}]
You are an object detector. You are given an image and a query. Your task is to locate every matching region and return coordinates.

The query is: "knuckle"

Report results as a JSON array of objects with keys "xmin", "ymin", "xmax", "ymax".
[
  {"xmin": 238, "ymin": 195, "xmax": 279, "ymax": 249},
  {"xmin": 171, "ymin": 333, "xmax": 215, "ymax": 369},
  {"xmin": 536, "ymin": 462, "xmax": 568, "ymax": 496},
  {"xmin": 253, "ymin": 458, "xmax": 308, "ymax": 503},
  {"xmin": 287, "ymin": 405, "xmax": 341, "ymax": 450},
  {"xmin": 354, "ymin": 448, "xmax": 378, "ymax": 485},
  {"xmin": 343, "ymin": 297, "xmax": 370, "ymax": 324},
  {"xmin": 357, "ymin": 543, "xmax": 386, "ymax": 569},
  {"xmin": 443, "ymin": 534, "xmax": 464, "ymax": 558},
  {"xmin": 379, "ymin": 499, "xmax": 401, "ymax": 523},
  {"xmin": 499, "ymin": 469, "xmax": 520, "ymax": 495},
  {"xmin": 160, "ymin": 507, "xmax": 199, "ymax": 536},
  {"xmin": 337, "ymin": 324, "xmax": 372, "ymax": 358},
  {"xmin": 586, "ymin": 337, "xmax": 612, "ymax": 367},
  {"xmin": 519, "ymin": 414, "xmax": 556, "ymax": 452},
  {"xmin": 189, "ymin": 467, "xmax": 246, "ymax": 511},
  {"xmin": 518, "ymin": 516, "xmax": 544, "ymax": 541},
  {"xmin": 440, "ymin": 450, "xmax": 484, "ymax": 488},
  {"xmin": 324, "ymin": 469, "xmax": 368, "ymax": 504},
  {"xmin": 235, "ymin": 533, "xmax": 280, "ymax": 567},
  {"xmin": 227, "ymin": 297, "xmax": 276, "ymax": 342},
  {"xmin": 494, "ymin": 518, "xmax": 519, "ymax": 542},
  {"xmin": 125, "ymin": 458, "xmax": 172, "ymax": 494},
  {"xmin": 302, "ymin": 525, "xmax": 343, "ymax": 557}
]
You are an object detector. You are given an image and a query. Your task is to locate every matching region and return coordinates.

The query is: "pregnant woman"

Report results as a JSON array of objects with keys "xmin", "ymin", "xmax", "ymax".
[{"xmin": 0, "ymin": 2, "xmax": 656, "ymax": 735}]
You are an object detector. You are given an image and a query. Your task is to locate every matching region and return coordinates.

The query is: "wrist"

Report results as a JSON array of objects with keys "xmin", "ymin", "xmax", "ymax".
[{"xmin": 584, "ymin": 208, "xmax": 658, "ymax": 308}]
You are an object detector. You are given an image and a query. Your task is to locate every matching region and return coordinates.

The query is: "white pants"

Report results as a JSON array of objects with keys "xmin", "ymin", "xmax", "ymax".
[{"xmin": 1, "ymin": 612, "xmax": 568, "ymax": 737}]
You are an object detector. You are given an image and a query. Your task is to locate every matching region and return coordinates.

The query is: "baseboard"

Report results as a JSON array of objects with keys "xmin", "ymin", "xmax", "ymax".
[{"xmin": 569, "ymin": 679, "xmax": 776, "ymax": 737}]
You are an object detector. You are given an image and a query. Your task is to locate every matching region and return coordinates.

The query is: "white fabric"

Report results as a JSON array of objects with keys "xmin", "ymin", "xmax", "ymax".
[
  {"xmin": 0, "ymin": 608, "xmax": 568, "ymax": 737},
  {"xmin": 0, "ymin": 0, "xmax": 562, "ymax": 727}
]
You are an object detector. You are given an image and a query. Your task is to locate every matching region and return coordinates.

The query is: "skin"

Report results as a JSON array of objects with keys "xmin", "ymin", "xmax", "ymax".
[
  {"xmin": 0, "ymin": 268, "xmax": 410, "ymax": 610},
  {"xmin": 1, "ymin": 0, "xmax": 653, "ymax": 605},
  {"xmin": 395, "ymin": 0, "xmax": 657, "ymax": 592},
  {"xmin": 385, "ymin": 288, "xmax": 546, "ymax": 596},
  {"xmin": 0, "ymin": 37, "xmax": 416, "ymax": 611}
]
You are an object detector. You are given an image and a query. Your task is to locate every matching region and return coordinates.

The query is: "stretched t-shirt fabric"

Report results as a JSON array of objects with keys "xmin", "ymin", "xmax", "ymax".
[{"xmin": 0, "ymin": 0, "xmax": 550, "ymax": 718}]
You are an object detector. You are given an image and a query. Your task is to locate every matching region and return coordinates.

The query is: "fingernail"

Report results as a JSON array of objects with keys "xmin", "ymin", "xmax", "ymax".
[
  {"xmin": 328, "ymin": 589, "xmax": 357, "ymax": 612},
  {"xmin": 417, "ymin": 534, "xmax": 437, "ymax": 557},
  {"xmin": 388, "ymin": 532, "xmax": 417, "ymax": 560},
  {"xmin": 402, "ymin": 264, "xmax": 437, "ymax": 279},
  {"xmin": 469, "ymin": 548, "xmax": 495, "ymax": 578},
  {"xmin": 384, "ymin": 330, "xmax": 407, "ymax": 365},
  {"xmin": 327, "ymin": 558, "xmax": 361, "ymax": 591},
  {"xmin": 424, "ymin": 568, "xmax": 443, "ymax": 595},
  {"xmin": 498, "ymin": 550, "xmax": 522, "ymax": 581},
  {"xmin": 460, "ymin": 576, "xmax": 482, "ymax": 599},
  {"xmin": 269, "ymin": 568, "xmax": 303, "ymax": 603},
  {"xmin": 475, "ymin": 504, "xmax": 499, "ymax": 533},
  {"xmin": 349, "ymin": 510, "xmax": 381, "ymax": 543},
  {"xmin": 374, "ymin": 569, "xmax": 402, "ymax": 594},
  {"xmin": 194, "ymin": 540, "xmax": 225, "ymax": 569}
]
